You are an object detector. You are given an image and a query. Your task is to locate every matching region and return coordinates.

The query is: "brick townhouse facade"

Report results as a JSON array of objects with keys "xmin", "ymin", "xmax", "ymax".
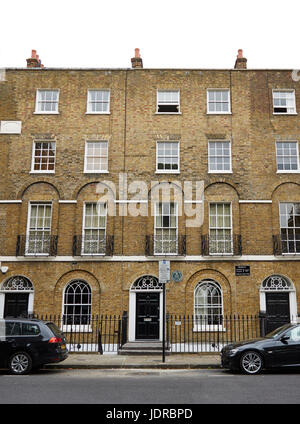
[{"xmin": 0, "ymin": 49, "xmax": 299, "ymax": 342}]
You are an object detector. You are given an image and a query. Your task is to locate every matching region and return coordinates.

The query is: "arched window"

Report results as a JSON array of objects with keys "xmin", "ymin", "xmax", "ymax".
[
  {"xmin": 261, "ymin": 275, "xmax": 294, "ymax": 291},
  {"xmin": 1, "ymin": 276, "xmax": 34, "ymax": 292},
  {"xmin": 131, "ymin": 275, "xmax": 163, "ymax": 291},
  {"xmin": 63, "ymin": 280, "xmax": 92, "ymax": 325},
  {"xmin": 194, "ymin": 280, "xmax": 223, "ymax": 325}
]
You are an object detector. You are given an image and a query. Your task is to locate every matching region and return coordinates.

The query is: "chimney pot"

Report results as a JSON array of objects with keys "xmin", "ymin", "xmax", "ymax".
[
  {"xmin": 131, "ymin": 48, "xmax": 143, "ymax": 69},
  {"xmin": 234, "ymin": 49, "xmax": 247, "ymax": 69},
  {"xmin": 26, "ymin": 50, "xmax": 44, "ymax": 68},
  {"xmin": 237, "ymin": 49, "xmax": 243, "ymax": 58}
]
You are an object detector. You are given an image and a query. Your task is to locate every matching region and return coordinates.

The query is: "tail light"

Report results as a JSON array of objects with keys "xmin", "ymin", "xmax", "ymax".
[{"xmin": 48, "ymin": 337, "xmax": 62, "ymax": 343}]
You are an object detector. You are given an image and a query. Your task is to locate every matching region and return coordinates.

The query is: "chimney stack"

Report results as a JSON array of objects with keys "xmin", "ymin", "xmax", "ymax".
[
  {"xmin": 131, "ymin": 48, "xmax": 143, "ymax": 69},
  {"xmin": 234, "ymin": 49, "xmax": 247, "ymax": 69},
  {"xmin": 26, "ymin": 50, "xmax": 44, "ymax": 68}
]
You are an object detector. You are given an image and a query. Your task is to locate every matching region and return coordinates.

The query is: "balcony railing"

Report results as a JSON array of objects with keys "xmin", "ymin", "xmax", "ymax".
[
  {"xmin": 201, "ymin": 234, "xmax": 242, "ymax": 256},
  {"xmin": 72, "ymin": 235, "xmax": 114, "ymax": 256},
  {"xmin": 145, "ymin": 235, "xmax": 186, "ymax": 256},
  {"xmin": 16, "ymin": 234, "xmax": 58, "ymax": 256},
  {"xmin": 273, "ymin": 234, "xmax": 300, "ymax": 255}
]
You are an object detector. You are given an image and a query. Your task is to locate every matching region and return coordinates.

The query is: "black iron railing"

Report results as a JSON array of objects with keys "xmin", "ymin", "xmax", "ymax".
[
  {"xmin": 273, "ymin": 234, "xmax": 300, "ymax": 255},
  {"xmin": 201, "ymin": 234, "xmax": 242, "ymax": 256},
  {"xmin": 30, "ymin": 312, "xmax": 128, "ymax": 354},
  {"xmin": 72, "ymin": 235, "xmax": 114, "ymax": 256},
  {"xmin": 167, "ymin": 314, "xmax": 261, "ymax": 353},
  {"xmin": 145, "ymin": 235, "xmax": 186, "ymax": 256},
  {"xmin": 26, "ymin": 313, "xmax": 298, "ymax": 354},
  {"xmin": 16, "ymin": 234, "xmax": 58, "ymax": 256}
]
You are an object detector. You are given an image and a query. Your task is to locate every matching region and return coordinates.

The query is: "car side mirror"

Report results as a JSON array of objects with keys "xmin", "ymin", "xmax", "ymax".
[{"xmin": 280, "ymin": 335, "xmax": 290, "ymax": 343}]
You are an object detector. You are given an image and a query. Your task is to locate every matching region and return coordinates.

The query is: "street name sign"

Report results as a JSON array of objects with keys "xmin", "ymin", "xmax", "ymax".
[{"xmin": 159, "ymin": 260, "xmax": 170, "ymax": 283}]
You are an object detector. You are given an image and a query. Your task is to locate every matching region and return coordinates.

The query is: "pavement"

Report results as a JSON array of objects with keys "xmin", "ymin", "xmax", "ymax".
[{"xmin": 45, "ymin": 353, "xmax": 221, "ymax": 370}]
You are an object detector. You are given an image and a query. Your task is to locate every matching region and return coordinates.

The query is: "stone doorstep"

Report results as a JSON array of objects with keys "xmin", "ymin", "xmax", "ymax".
[
  {"xmin": 118, "ymin": 341, "xmax": 171, "ymax": 355},
  {"xmin": 118, "ymin": 350, "xmax": 171, "ymax": 356}
]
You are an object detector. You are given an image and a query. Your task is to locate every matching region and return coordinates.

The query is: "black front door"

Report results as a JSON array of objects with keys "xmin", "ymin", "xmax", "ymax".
[
  {"xmin": 4, "ymin": 293, "xmax": 29, "ymax": 318},
  {"xmin": 265, "ymin": 292, "xmax": 290, "ymax": 333},
  {"xmin": 136, "ymin": 292, "xmax": 160, "ymax": 340}
]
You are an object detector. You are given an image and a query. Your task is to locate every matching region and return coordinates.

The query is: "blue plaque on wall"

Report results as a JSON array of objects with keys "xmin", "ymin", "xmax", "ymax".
[{"xmin": 171, "ymin": 270, "xmax": 183, "ymax": 282}]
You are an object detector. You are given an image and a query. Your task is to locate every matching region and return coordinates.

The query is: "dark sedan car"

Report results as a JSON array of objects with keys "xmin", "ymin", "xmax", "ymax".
[
  {"xmin": 0, "ymin": 318, "xmax": 68, "ymax": 374},
  {"xmin": 221, "ymin": 323, "xmax": 300, "ymax": 375}
]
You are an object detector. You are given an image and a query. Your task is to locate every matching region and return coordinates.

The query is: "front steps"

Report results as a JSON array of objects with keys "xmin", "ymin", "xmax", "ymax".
[{"xmin": 118, "ymin": 341, "xmax": 171, "ymax": 355}]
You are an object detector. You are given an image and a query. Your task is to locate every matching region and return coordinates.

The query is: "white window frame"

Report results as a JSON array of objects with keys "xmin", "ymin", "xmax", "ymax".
[
  {"xmin": 84, "ymin": 140, "xmax": 109, "ymax": 173},
  {"xmin": 156, "ymin": 90, "xmax": 181, "ymax": 114},
  {"xmin": 209, "ymin": 202, "xmax": 233, "ymax": 256},
  {"xmin": 86, "ymin": 89, "xmax": 110, "ymax": 114},
  {"xmin": 26, "ymin": 203, "xmax": 52, "ymax": 256},
  {"xmin": 62, "ymin": 280, "xmax": 92, "ymax": 333},
  {"xmin": 81, "ymin": 202, "xmax": 107, "ymax": 256},
  {"xmin": 275, "ymin": 141, "xmax": 300, "ymax": 173},
  {"xmin": 30, "ymin": 141, "xmax": 56, "ymax": 174},
  {"xmin": 272, "ymin": 89, "xmax": 297, "ymax": 115},
  {"xmin": 279, "ymin": 202, "xmax": 300, "ymax": 255},
  {"xmin": 154, "ymin": 202, "xmax": 178, "ymax": 255},
  {"xmin": 156, "ymin": 141, "xmax": 180, "ymax": 174},
  {"xmin": 34, "ymin": 89, "xmax": 60, "ymax": 114},
  {"xmin": 208, "ymin": 140, "xmax": 232, "ymax": 173},
  {"xmin": 207, "ymin": 89, "xmax": 231, "ymax": 114},
  {"xmin": 193, "ymin": 280, "xmax": 225, "ymax": 332}
]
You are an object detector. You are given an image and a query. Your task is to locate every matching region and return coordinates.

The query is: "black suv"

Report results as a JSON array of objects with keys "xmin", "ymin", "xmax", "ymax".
[{"xmin": 0, "ymin": 318, "xmax": 68, "ymax": 374}]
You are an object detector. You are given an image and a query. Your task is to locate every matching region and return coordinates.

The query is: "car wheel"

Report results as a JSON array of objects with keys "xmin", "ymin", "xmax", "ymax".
[
  {"xmin": 240, "ymin": 351, "xmax": 263, "ymax": 375},
  {"xmin": 8, "ymin": 352, "xmax": 33, "ymax": 375}
]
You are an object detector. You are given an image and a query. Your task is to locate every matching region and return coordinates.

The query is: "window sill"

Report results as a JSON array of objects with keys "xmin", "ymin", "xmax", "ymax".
[
  {"xmin": 24, "ymin": 253, "xmax": 50, "ymax": 257},
  {"xmin": 155, "ymin": 170, "xmax": 180, "ymax": 174},
  {"xmin": 280, "ymin": 253, "xmax": 300, "ymax": 256},
  {"xmin": 276, "ymin": 170, "xmax": 300, "ymax": 174},
  {"xmin": 206, "ymin": 112, "xmax": 232, "ymax": 115},
  {"xmin": 85, "ymin": 112, "xmax": 110, "ymax": 115},
  {"xmin": 207, "ymin": 253, "xmax": 234, "ymax": 256},
  {"xmin": 273, "ymin": 113, "xmax": 298, "ymax": 115},
  {"xmin": 193, "ymin": 325, "xmax": 226, "ymax": 332},
  {"xmin": 80, "ymin": 253, "xmax": 106, "ymax": 256},
  {"xmin": 33, "ymin": 112, "xmax": 59, "ymax": 115},
  {"xmin": 153, "ymin": 253, "xmax": 180, "ymax": 256},
  {"xmin": 84, "ymin": 171, "xmax": 109, "ymax": 174},
  {"xmin": 155, "ymin": 112, "xmax": 182, "ymax": 115},
  {"xmin": 208, "ymin": 170, "xmax": 232, "ymax": 174},
  {"xmin": 30, "ymin": 171, "xmax": 55, "ymax": 174}
]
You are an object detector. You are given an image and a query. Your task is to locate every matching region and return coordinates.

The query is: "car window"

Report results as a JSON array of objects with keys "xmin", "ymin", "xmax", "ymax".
[
  {"xmin": 285, "ymin": 327, "xmax": 300, "ymax": 342},
  {"xmin": 0, "ymin": 321, "xmax": 6, "ymax": 337},
  {"xmin": 46, "ymin": 322, "xmax": 63, "ymax": 337},
  {"xmin": 5, "ymin": 322, "xmax": 22, "ymax": 336},
  {"xmin": 5, "ymin": 322, "xmax": 15, "ymax": 335},
  {"xmin": 265, "ymin": 324, "xmax": 292, "ymax": 339},
  {"xmin": 22, "ymin": 323, "xmax": 40, "ymax": 336}
]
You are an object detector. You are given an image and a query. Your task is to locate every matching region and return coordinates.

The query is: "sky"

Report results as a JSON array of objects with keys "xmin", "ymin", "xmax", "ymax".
[{"xmin": 0, "ymin": 0, "xmax": 299, "ymax": 70}]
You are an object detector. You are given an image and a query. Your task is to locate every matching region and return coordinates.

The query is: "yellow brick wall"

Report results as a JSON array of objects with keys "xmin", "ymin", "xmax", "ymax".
[{"xmin": 0, "ymin": 67, "xmax": 299, "ymax": 321}]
